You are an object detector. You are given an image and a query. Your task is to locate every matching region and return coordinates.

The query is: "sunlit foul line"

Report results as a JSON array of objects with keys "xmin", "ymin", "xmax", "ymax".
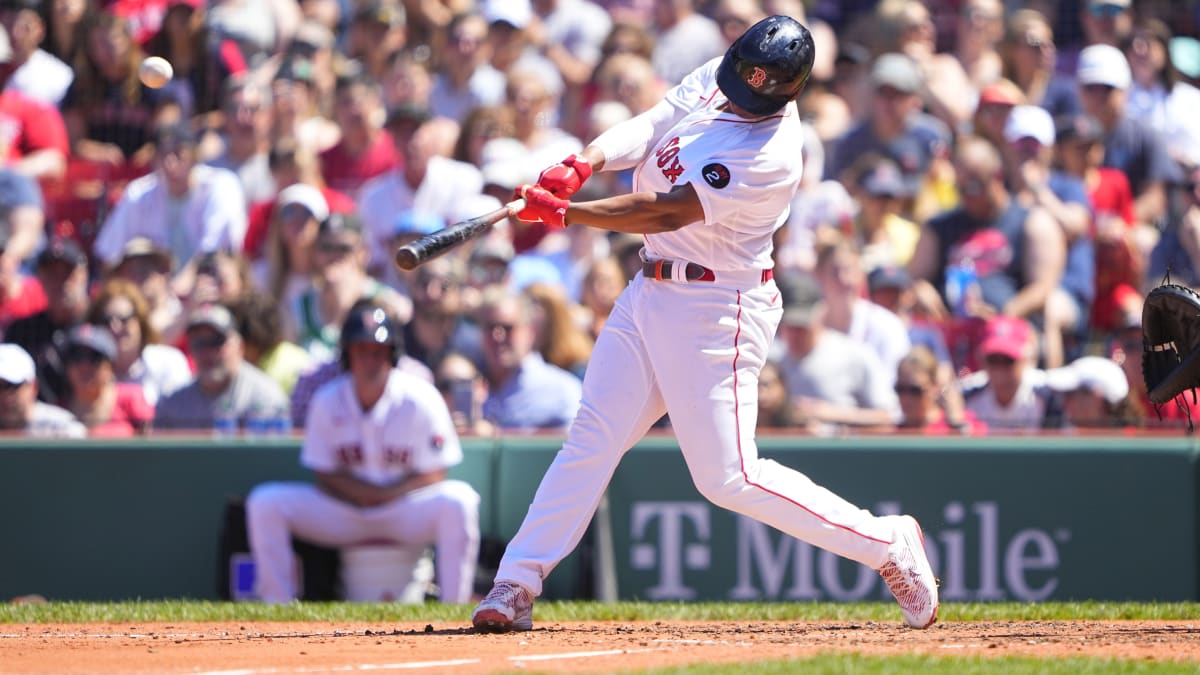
[
  {"xmin": 194, "ymin": 660, "xmax": 483, "ymax": 675},
  {"xmin": 509, "ymin": 647, "xmax": 666, "ymax": 661}
]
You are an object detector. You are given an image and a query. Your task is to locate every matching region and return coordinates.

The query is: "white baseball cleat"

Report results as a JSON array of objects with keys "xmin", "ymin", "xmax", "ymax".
[
  {"xmin": 472, "ymin": 581, "xmax": 534, "ymax": 633},
  {"xmin": 878, "ymin": 515, "xmax": 940, "ymax": 629}
]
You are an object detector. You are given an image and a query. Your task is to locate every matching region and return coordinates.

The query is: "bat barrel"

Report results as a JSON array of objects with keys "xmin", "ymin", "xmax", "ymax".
[{"xmin": 392, "ymin": 198, "xmax": 526, "ymax": 271}]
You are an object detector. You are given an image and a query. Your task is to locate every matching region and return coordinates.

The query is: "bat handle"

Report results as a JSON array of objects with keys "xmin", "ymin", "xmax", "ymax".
[{"xmin": 505, "ymin": 198, "xmax": 526, "ymax": 214}]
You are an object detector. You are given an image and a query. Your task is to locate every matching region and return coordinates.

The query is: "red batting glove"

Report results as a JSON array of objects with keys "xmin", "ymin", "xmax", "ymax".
[
  {"xmin": 536, "ymin": 153, "xmax": 593, "ymax": 198},
  {"xmin": 514, "ymin": 185, "xmax": 569, "ymax": 228}
]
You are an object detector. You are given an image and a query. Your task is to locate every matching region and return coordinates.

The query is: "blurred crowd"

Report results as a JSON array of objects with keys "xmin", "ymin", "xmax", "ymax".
[{"xmin": 0, "ymin": 0, "xmax": 1198, "ymax": 438}]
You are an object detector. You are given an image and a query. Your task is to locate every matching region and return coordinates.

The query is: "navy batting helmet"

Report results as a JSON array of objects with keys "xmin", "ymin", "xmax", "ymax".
[
  {"xmin": 338, "ymin": 300, "xmax": 402, "ymax": 370},
  {"xmin": 716, "ymin": 15, "xmax": 815, "ymax": 117}
]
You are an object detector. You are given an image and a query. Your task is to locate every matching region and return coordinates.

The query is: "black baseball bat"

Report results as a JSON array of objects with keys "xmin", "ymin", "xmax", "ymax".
[{"xmin": 393, "ymin": 198, "xmax": 525, "ymax": 271}]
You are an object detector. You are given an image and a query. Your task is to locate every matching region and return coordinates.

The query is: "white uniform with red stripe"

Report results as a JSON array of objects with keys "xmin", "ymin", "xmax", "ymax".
[
  {"xmin": 494, "ymin": 58, "xmax": 896, "ymax": 596},
  {"xmin": 246, "ymin": 369, "xmax": 480, "ymax": 602}
]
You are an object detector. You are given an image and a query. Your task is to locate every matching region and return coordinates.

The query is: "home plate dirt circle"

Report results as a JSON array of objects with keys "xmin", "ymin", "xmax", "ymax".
[{"xmin": 2, "ymin": 620, "xmax": 1198, "ymax": 673}]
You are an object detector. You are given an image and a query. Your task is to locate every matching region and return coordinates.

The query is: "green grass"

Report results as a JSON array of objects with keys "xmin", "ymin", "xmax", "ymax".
[
  {"xmin": 639, "ymin": 655, "xmax": 1198, "ymax": 674},
  {"xmin": 1, "ymin": 600, "xmax": 1197, "ymax": 624}
]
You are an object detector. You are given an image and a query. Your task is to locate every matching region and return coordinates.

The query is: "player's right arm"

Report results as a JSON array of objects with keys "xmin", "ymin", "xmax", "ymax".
[{"xmin": 313, "ymin": 470, "xmax": 434, "ymax": 508}]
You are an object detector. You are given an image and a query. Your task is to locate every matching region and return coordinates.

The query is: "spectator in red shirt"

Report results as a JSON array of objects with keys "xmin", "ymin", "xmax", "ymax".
[
  {"xmin": 61, "ymin": 323, "xmax": 154, "ymax": 437},
  {"xmin": 0, "ymin": 223, "xmax": 45, "ymax": 336},
  {"xmin": 319, "ymin": 72, "xmax": 397, "ymax": 199},
  {"xmin": 0, "ymin": 26, "xmax": 67, "ymax": 179}
]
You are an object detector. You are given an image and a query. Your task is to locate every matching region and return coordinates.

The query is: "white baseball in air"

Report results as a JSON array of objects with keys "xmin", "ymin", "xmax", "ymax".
[{"xmin": 139, "ymin": 56, "xmax": 174, "ymax": 89}]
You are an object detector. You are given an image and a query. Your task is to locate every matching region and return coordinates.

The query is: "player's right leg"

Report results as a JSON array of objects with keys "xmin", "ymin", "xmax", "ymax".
[
  {"xmin": 474, "ymin": 280, "xmax": 666, "ymax": 632},
  {"xmin": 245, "ymin": 482, "xmax": 374, "ymax": 602}
]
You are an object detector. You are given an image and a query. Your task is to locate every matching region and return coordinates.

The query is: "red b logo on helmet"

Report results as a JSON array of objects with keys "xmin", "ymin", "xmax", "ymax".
[{"xmin": 747, "ymin": 67, "xmax": 767, "ymax": 88}]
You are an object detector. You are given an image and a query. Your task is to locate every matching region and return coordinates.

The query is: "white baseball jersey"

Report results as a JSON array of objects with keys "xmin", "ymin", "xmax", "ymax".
[
  {"xmin": 302, "ymin": 369, "xmax": 462, "ymax": 485},
  {"xmin": 493, "ymin": 57, "xmax": 901, "ymax": 599},
  {"xmin": 636, "ymin": 57, "xmax": 804, "ymax": 271}
]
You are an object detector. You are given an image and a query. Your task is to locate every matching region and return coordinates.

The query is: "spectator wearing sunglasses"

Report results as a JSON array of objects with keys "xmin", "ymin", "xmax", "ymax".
[
  {"xmin": 153, "ymin": 303, "xmax": 288, "ymax": 431},
  {"xmin": 1080, "ymin": 0, "xmax": 1133, "ymax": 51},
  {"xmin": 84, "ymin": 278, "xmax": 191, "ymax": 407},
  {"xmin": 961, "ymin": 315, "xmax": 1051, "ymax": 430},
  {"xmin": 476, "ymin": 286, "xmax": 581, "ymax": 432},
  {"xmin": 61, "ymin": 323, "xmax": 153, "ymax": 437},
  {"xmin": 894, "ymin": 345, "xmax": 983, "ymax": 434}
]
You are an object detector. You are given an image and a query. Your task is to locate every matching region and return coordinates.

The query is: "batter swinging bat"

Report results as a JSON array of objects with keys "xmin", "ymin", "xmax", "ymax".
[{"xmin": 393, "ymin": 198, "xmax": 526, "ymax": 271}]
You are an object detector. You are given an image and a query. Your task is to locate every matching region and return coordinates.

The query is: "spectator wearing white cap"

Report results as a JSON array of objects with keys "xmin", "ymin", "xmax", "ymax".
[
  {"xmin": 0, "ymin": 342, "xmax": 84, "ymax": 437},
  {"xmin": 1077, "ymin": 43, "xmax": 1181, "ymax": 227},
  {"xmin": 254, "ymin": 184, "xmax": 330, "ymax": 321},
  {"xmin": 1002, "ymin": 104, "xmax": 1094, "ymax": 369},
  {"xmin": 1043, "ymin": 355, "xmax": 1132, "ymax": 429}
]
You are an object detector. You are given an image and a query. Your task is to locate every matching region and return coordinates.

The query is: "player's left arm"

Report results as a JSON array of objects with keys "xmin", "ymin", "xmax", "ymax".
[{"xmin": 314, "ymin": 468, "xmax": 449, "ymax": 508}]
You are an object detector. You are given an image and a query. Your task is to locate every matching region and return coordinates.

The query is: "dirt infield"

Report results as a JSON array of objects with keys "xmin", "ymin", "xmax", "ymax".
[{"xmin": 2, "ymin": 620, "xmax": 1198, "ymax": 673}]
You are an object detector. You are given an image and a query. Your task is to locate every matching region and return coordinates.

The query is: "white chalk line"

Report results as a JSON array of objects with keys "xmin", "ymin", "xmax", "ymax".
[{"xmin": 193, "ymin": 648, "xmax": 669, "ymax": 675}]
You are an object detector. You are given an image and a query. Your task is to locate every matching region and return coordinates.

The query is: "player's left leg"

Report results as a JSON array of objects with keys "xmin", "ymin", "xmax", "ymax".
[
  {"xmin": 475, "ymin": 279, "xmax": 668, "ymax": 631},
  {"xmin": 643, "ymin": 281, "xmax": 937, "ymax": 627},
  {"xmin": 245, "ymin": 482, "xmax": 378, "ymax": 602}
]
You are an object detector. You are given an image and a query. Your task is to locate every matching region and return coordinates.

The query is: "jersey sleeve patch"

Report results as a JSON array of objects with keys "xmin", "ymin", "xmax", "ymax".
[{"xmin": 701, "ymin": 163, "xmax": 730, "ymax": 189}]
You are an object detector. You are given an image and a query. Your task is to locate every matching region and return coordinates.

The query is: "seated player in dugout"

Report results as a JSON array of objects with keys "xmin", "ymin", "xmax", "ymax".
[
  {"xmin": 245, "ymin": 302, "xmax": 480, "ymax": 604},
  {"xmin": 471, "ymin": 16, "xmax": 939, "ymax": 633}
]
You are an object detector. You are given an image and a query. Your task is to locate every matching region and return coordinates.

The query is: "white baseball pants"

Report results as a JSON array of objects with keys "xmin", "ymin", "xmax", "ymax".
[
  {"xmin": 246, "ymin": 479, "xmax": 480, "ymax": 602},
  {"xmin": 496, "ymin": 273, "xmax": 895, "ymax": 596}
]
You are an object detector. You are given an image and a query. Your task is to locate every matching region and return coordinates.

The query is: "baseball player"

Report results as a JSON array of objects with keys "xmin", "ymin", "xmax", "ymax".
[
  {"xmin": 245, "ymin": 301, "xmax": 480, "ymax": 603},
  {"xmin": 472, "ymin": 16, "xmax": 938, "ymax": 631}
]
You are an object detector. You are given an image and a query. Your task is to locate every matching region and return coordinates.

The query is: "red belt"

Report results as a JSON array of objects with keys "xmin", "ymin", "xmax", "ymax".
[{"xmin": 642, "ymin": 260, "xmax": 774, "ymax": 284}]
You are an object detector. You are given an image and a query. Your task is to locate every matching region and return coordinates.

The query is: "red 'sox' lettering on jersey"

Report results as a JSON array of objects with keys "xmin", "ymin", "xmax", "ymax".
[
  {"xmin": 384, "ymin": 446, "xmax": 413, "ymax": 467},
  {"xmin": 336, "ymin": 445, "xmax": 364, "ymax": 466},
  {"xmin": 655, "ymin": 136, "xmax": 685, "ymax": 184}
]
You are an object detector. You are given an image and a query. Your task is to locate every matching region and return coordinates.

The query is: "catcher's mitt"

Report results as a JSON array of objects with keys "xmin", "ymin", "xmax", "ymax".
[{"xmin": 1141, "ymin": 283, "xmax": 1200, "ymax": 415}]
